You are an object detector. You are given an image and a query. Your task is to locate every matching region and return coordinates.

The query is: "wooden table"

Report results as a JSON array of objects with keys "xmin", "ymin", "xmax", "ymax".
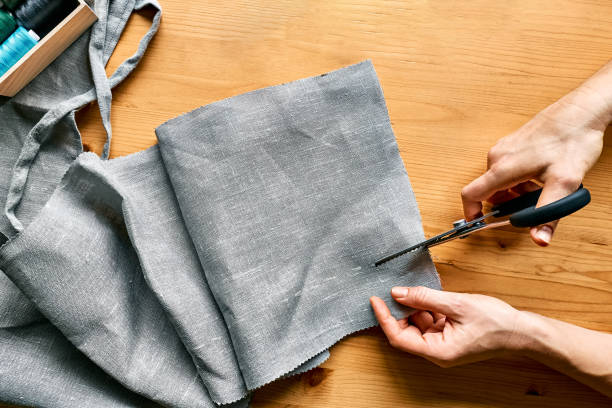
[{"xmin": 72, "ymin": 0, "xmax": 612, "ymax": 406}]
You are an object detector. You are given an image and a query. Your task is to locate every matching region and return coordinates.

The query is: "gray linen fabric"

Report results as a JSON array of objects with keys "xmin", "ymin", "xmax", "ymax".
[
  {"xmin": 0, "ymin": 148, "xmax": 250, "ymax": 407},
  {"xmin": 1, "ymin": 55, "xmax": 439, "ymax": 406},
  {"xmin": 0, "ymin": 144, "xmax": 322, "ymax": 406},
  {"xmin": 3, "ymin": 0, "xmax": 162, "ymax": 236},
  {"xmin": 0, "ymin": 322, "xmax": 158, "ymax": 408},
  {"xmin": 157, "ymin": 60, "xmax": 440, "ymax": 389},
  {"xmin": 0, "ymin": 0, "xmax": 167, "ymax": 406}
]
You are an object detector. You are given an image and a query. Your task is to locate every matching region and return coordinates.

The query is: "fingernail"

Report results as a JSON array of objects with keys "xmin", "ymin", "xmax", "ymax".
[
  {"xmin": 535, "ymin": 226, "xmax": 553, "ymax": 244},
  {"xmin": 391, "ymin": 287, "xmax": 408, "ymax": 297}
]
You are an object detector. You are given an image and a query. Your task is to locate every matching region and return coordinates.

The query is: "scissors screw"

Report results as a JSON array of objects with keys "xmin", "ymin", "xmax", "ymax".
[{"xmin": 453, "ymin": 219, "xmax": 467, "ymax": 228}]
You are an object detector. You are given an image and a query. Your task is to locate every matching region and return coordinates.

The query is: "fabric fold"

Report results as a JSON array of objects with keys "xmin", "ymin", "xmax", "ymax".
[
  {"xmin": 156, "ymin": 60, "xmax": 440, "ymax": 389},
  {"xmin": 0, "ymin": 0, "xmax": 172, "ymax": 405},
  {"xmin": 0, "ymin": 151, "xmax": 217, "ymax": 407},
  {"xmin": 1, "ymin": 60, "xmax": 439, "ymax": 406},
  {"xmin": 0, "ymin": 146, "xmax": 317, "ymax": 406}
]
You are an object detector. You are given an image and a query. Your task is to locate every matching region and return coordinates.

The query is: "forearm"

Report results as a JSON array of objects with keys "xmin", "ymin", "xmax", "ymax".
[
  {"xmin": 567, "ymin": 59, "xmax": 612, "ymax": 126},
  {"xmin": 516, "ymin": 311, "xmax": 612, "ymax": 397}
]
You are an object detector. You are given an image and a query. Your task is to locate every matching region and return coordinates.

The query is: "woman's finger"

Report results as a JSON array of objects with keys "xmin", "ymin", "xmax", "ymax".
[
  {"xmin": 409, "ymin": 310, "xmax": 434, "ymax": 332},
  {"xmin": 487, "ymin": 189, "xmax": 518, "ymax": 205},
  {"xmin": 510, "ymin": 180, "xmax": 541, "ymax": 195},
  {"xmin": 530, "ymin": 174, "xmax": 581, "ymax": 246},
  {"xmin": 391, "ymin": 286, "xmax": 462, "ymax": 318},
  {"xmin": 461, "ymin": 162, "xmax": 537, "ymax": 220},
  {"xmin": 432, "ymin": 312, "xmax": 446, "ymax": 322},
  {"xmin": 370, "ymin": 296, "xmax": 428, "ymax": 354},
  {"xmin": 431, "ymin": 316, "xmax": 446, "ymax": 332},
  {"xmin": 370, "ymin": 296, "xmax": 402, "ymax": 339}
]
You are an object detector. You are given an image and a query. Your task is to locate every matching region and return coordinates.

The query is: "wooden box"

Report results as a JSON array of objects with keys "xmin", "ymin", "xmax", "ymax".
[{"xmin": 0, "ymin": 0, "xmax": 97, "ymax": 97}]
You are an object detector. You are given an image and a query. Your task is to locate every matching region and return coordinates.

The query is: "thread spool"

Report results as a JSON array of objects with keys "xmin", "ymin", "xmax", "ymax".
[
  {"xmin": 0, "ymin": 8, "xmax": 17, "ymax": 43},
  {"xmin": 0, "ymin": 26, "xmax": 38, "ymax": 76},
  {"xmin": 15, "ymin": 0, "xmax": 78, "ymax": 38}
]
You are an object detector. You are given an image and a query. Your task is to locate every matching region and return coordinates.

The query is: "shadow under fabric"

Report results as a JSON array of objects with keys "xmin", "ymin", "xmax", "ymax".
[{"xmin": 1, "ymin": 59, "xmax": 441, "ymax": 406}]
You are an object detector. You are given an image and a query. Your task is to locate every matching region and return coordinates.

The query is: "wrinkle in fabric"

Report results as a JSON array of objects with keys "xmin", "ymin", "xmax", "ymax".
[{"xmin": 0, "ymin": 54, "xmax": 439, "ymax": 408}]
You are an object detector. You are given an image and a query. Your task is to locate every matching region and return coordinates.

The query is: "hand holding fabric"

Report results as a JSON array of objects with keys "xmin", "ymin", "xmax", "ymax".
[
  {"xmin": 371, "ymin": 286, "xmax": 612, "ymax": 398},
  {"xmin": 370, "ymin": 286, "xmax": 523, "ymax": 367}
]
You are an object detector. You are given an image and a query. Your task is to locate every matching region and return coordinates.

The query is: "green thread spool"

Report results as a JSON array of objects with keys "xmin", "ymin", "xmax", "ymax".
[
  {"xmin": 2, "ymin": 0, "xmax": 25, "ymax": 11},
  {"xmin": 0, "ymin": 9, "xmax": 17, "ymax": 43}
]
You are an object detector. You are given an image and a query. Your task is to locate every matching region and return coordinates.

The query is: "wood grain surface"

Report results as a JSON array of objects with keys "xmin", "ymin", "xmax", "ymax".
[{"xmin": 9, "ymin": 0, "xmax": 612, "ymax": 407}]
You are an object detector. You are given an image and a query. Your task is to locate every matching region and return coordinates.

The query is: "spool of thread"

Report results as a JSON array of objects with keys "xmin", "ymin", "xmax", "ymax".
[
  {"xmin": 15, "ymin": 0, "xmax": 78, "ymax": 38},
  {"xmin": 0, "ymin": 26, "xmax": 38, "ymax": 77},
  {"xmin": 0, "ymin": 8, "xmax": 17, "ymax": 43},
  {"xmin": 1, "ymin": 0, "xmax": 25, "ymax": 11}
]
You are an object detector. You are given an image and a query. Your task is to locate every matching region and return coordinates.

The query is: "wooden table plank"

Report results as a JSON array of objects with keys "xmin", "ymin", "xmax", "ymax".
[{"xmin": 5, "ymin": 1, "xmax": 612, "ymax": 407}]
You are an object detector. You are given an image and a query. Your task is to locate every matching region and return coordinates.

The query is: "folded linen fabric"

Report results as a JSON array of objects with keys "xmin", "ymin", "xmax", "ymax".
[
  {"xmin": 0, "ymin": 61, "xmax": 440, "ymax": 406},
  {"xmin": 1, "ymin": 145, "xmax": 326, "ymax": 406},
  {"xmin": 157, "ymin": 60, "xmax": 440, "ymax": 389},
  {"xmin": 0, "ymin": 148, "xmax": 247, "ymax": 407},
  {"xmin": 0, "ymin": 0, "xmax": 174, "ymax": 405}
]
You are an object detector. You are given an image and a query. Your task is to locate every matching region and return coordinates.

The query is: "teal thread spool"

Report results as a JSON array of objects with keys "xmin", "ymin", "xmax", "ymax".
[
  {"xmin": 0, "ymin": 9, "xmax": 17, "ymax": 43},
  {"xmin": 0, "ymin": 26, "xmax": 38, "ymax": 77}
]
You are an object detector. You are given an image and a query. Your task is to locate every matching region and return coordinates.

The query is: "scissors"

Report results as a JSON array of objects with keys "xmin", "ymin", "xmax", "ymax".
[{"xmin": 374, "ymin": 185, "xmax": 591, "ymax": 267}]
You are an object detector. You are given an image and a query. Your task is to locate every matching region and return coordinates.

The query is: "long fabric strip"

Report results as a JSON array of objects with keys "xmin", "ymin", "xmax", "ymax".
[
  {"xmin": 0, "ymin": 0, "xmax": 173, "ymax": 406},
  {"xmin": 3, "ymin": 0, "xmax": 161, "ymax": 235},
  {"xmin": 1, "ymin": 60, "xmax": 440, "ymax": 406}
]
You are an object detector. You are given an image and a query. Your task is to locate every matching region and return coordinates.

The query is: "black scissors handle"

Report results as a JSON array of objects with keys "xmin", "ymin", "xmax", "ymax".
[{"xmin": 492, "ymin": 185, "xmax": 591, "ymax": 228}]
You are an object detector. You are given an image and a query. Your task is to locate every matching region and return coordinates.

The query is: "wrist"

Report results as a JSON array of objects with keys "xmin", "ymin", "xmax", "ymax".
[
  {"xmin": 564, "ymin": 85, "xmax": 612, "ymax": 128},
  {"xmin": 505, "ymin": 310, "xmax": 553, "ymax": 356},
  {"xmin": 573, "ymin": 62, "xmax": 612, "ymax": 126}
]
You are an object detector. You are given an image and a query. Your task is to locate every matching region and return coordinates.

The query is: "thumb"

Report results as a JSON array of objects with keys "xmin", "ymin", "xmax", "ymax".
[
  {"xmin": 391, "ymin": 286, "xmax": 460, "ymax": 318},
  {"xmin": 530, "ymin": 175, "xmax": 582, "ymax": 246}
]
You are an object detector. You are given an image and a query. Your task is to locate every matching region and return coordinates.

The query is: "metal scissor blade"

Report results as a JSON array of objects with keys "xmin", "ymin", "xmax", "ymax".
[
  {"xmin": 372, "ymin": 239, "xmax": 429, "ymax": 267},
  {"xmin": 373, "ymin": 211, "xmax": 498, "ymax": 267},
  {"xmin": 373, "ymin": 227, "xmax": 458, "ymax": 267}
]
